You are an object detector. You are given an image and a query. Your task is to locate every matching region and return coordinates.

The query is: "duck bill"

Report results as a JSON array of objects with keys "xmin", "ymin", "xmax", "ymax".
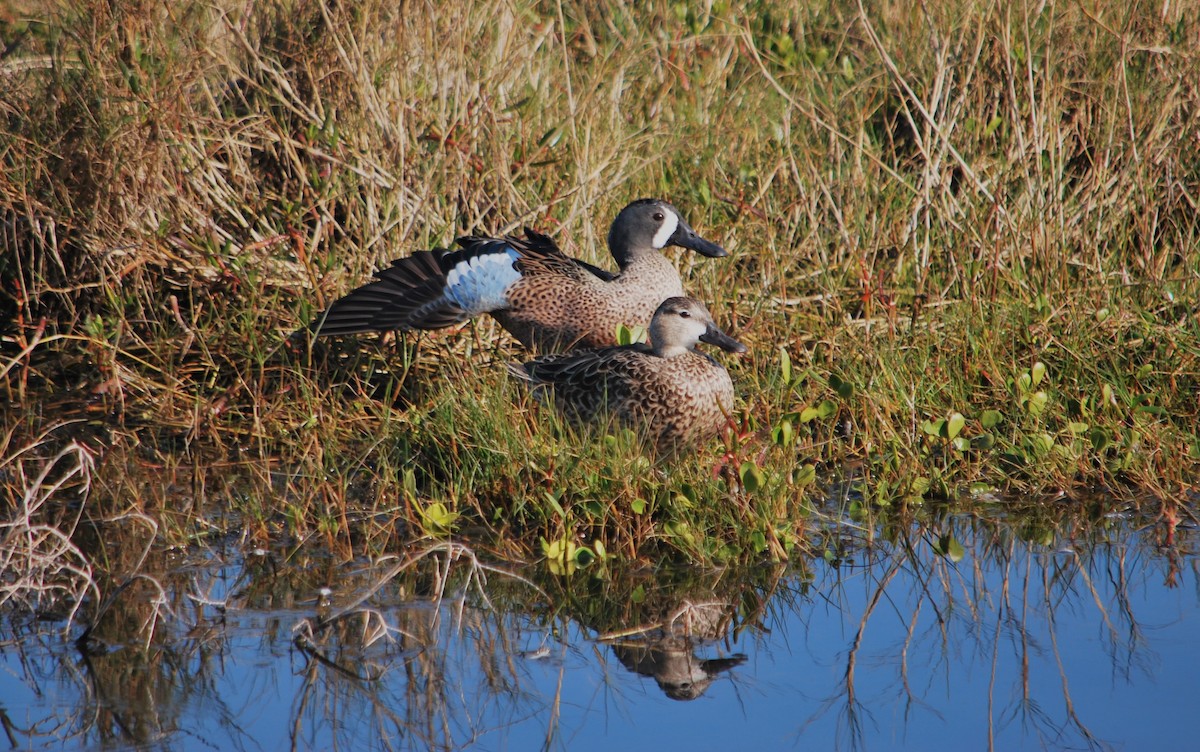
[
  {"xmin": 700, "ymin": 324, "xmax": 747, "ymax": 353},
  {"xmin": 669, "ymin": 219, "xmax": 727, "ymax": 258}
]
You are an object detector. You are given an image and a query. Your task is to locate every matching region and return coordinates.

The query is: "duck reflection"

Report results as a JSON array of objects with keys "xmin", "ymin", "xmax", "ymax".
[
  {"xmin": 604, "ymin": 598, "xmax": 747, "ymax": 700},
  {"xmin": 611, "ymin": 642, "xmax": 746, "ymax": 701},
  {"xmin": 541, "ymin": 563, "xmax": 782, "ymax": 702}
]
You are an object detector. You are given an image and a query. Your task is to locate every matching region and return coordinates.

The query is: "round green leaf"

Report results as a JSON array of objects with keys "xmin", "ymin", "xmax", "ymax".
[
  {"xmin": 946, "ymin": 412, "xmax": 966, "ymax": 439},
  {"xmin": 1031, "ymin": 361, "xmax": 1047, "ymax": 387},
  {"xmin": 1027, "ymin": 390, "xmax": 1049, "ymax": 416},
  {"xmin": 739, "ymin": 461, "xmax": 767, "ymax": 493}
]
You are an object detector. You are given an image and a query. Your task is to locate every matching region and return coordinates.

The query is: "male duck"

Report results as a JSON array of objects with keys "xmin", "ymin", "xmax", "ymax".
[
  {"xmin": 508, "ymin": 296, "xmax": 746, "ymax": 449},
  {"xmin": 307, "ymin": 199, "xmax": 727, "ymax": 351}
]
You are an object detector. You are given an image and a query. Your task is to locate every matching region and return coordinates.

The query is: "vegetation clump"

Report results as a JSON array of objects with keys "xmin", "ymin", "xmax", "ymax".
[{"xmin": 1, "ymin": 1, "xmax": 1197, "ymax": 592}]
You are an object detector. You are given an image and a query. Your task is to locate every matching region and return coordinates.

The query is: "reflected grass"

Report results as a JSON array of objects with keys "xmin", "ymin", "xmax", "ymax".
[{"xmin": 0, "ymin": 499, "xmax": 1193, "ymax": 750}]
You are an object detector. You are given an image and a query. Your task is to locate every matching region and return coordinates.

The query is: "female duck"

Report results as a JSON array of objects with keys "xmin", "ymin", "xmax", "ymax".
[{"xmin": 508, "ymin": 297, "xmax": 746, "ymax": 449}]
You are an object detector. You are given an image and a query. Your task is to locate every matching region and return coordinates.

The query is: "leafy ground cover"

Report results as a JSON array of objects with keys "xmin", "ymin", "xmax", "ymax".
[{"xmin": 2, "ymin": 1, "xmax": 1197, "ymax": 586}]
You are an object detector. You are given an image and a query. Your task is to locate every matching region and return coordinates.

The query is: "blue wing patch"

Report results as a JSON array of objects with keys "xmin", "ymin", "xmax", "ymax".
[{"xmin": 443, "ymin": 246, "xmax": 523, "ymax": 315}]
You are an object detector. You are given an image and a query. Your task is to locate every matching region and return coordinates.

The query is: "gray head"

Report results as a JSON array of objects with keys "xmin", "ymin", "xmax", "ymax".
[
  {"xmin": 648, "ymin": 297, "xmax": 747, "ymax": 358},
  {"xmin": 607, "ymin": 199, "xmax": 727, "ymax": 267}
]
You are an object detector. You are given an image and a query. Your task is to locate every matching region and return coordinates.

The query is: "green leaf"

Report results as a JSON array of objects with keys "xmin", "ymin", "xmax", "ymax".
[
  {"xmin": 983, "ymin": 115, "xmax": 1003, "ymax": 136},
  {"xmin": 1032, "ymin": 432, "xmax": 1055, "ymax": 455},
  {"xmin": 829, "ymin": 374, "xmax": 854, "ymax": 399},
  {"xmin": 542, "ymin": 491, "xmax": 566, "ymax": 518},
  {"xmin": 874, "ymin": 480, "xmax": 891, "ymax": 506},
  {"xmin": 972, "ymin": 433, "xmax": 996, "ymax": 450},
  {"xmin": 1136, "ymin": 363, "xmax": 1153, "ymax": 380},
  {"xmin": 1067, "ymin": 421, "xmax": 1089, "ymax": 434},
  {"xmin": 1026, "ymin": 390, "xmax": 1049, "ymax": 416},
  {"xmin": 795, "ymin": 463, "xmax": 817, "ymax": 486},
  {"xmin": 801, "ymin": 400, "xmax": 838, "ymax": 423},
  {"xmin": 772, "ymin": 419, "xmax": 794, "ymax": 447},
  {"xmin": 922, "ymin": 419, "xmax": 946, "ymax": 437},
  {"xmin": 946, "ymin": 412, "xmax": 966, "ymax": 439},
  {"xmin": 1031, "ymin": 361, "xmax": 1047, "ymax": 387},
  {"xmin": 573, "ymin": 547, "xmax": 596, "ymax": 567},
  {"xmin": 419, "ymin": 502, "xmax": 458, "ymax": 534},
  {"xmin": 542, "ymin": 536, "xmax": 581, "ymax": 576},
  {"xmin": 739, "ymin": 461, "xmax": 767, "ymax": 493},
  {"xmin": 615, "ymin": 323, "xmax": 647, "ymax": 346},
  {"xmin": 934, "ymin": 533, "xmax": 965, "ymax": 562},
  {"xmin": 630, "ymin": 498, "xmax": 647, "ymax": 515},
  {"xmin": 840, "ymin": 54, "xmax": 854, "ymax": 79},
  {"xmin": 664, "ymin": 520, "xmax": 697, "ymax": 546},
  {"xmin": 952, "ymin": 436, "xmax": 971, "ymax": 452},
  {"xmin": 750, "ymin": 531, "xmax": 768, "ymax": 553},
  {"xmin": 980, "ymin": 410, "xmax": 1003, "ymax": 429},
  {"xmin": 779, "ymin": 347, "xmax": 792, "ymax": 386}
]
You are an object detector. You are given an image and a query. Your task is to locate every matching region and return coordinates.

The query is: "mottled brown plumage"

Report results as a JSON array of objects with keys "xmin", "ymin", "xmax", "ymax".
[
  {"xmin": 306, "ymin": 200, "xmax": 727, "ymax": 351},
  {"xmin": 508, "ymin": 297, "xmax": 747, "ymax": 450}
]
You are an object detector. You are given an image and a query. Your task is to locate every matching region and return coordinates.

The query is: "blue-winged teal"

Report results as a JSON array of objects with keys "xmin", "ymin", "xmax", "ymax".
[
  {"xmin": 307, "ymin": 199, "xmax": 726, "ymax": 351},
  {"xmin": 507, "ymin": 296, "xmax": 746, "ymax": 449}
]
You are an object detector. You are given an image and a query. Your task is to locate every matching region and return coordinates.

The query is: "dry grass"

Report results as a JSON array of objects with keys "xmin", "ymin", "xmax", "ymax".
[
  {"xmin": 1, "ymin": 438, "xmax": 99, "ymax": 624},
  {"xmin": 1, "ymin": 0, "xmax": 1198, "ymax": 596}
]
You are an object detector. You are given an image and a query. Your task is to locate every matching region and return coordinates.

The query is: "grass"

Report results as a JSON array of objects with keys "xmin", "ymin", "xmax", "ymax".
[{"xmin": 2, "ymin": 0, "xmax": 1199, "ymax": 604}]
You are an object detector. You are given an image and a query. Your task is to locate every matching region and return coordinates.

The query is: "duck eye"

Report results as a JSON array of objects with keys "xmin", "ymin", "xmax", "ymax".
[
  {"xmin": 653, "ymin": 212, "xmax": 665, "ymax": 221},
  {"xmin": 678, "ymin": 309, "xmax": 691, "ymax": 318}
]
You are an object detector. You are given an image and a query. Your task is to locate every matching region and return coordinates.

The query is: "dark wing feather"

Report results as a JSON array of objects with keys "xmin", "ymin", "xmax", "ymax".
[
  {"xmin": 516, "ymin": 344, "xmax": 653, "ymax": 421},
  {"xmin": 309, "ymin": 249, "xmax": 469, "ymax": 336},
  {"xmin": 311, "ymin": 237, "xmax": 522, "ymax": 336},
  {"xmin": 502, "ymin": 228, "xmax": 616, "ymax": 282}
]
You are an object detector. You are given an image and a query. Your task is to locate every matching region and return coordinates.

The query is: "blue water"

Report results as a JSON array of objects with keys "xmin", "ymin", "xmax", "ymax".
[{"xmin": 1, "ymin": 520, "xmax": 1197, "ymax": 751}]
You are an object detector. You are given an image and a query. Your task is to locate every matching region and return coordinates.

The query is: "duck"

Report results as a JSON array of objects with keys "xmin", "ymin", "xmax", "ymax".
[
  {"xmin": 507, "ymin": 296, "xmax": 746, "ymax": 449},
  {"xmin": 306, "ymin": 199, "xmax": 727, "ymax": 351}
]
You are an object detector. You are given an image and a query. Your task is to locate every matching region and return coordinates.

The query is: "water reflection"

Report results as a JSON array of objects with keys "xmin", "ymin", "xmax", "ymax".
[
  {"xmin": 1, "ymin": 505, "xmax": 1196, "ymax": 750},
  {"xmin": 608, "ymin": 628, "xmax": 746, "ymax": 701}
]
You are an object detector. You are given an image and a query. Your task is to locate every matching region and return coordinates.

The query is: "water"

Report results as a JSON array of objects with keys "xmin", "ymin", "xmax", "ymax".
[{"xmin": 2, "ymin": 514, "xmax": 1197, "ymax": 751}]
